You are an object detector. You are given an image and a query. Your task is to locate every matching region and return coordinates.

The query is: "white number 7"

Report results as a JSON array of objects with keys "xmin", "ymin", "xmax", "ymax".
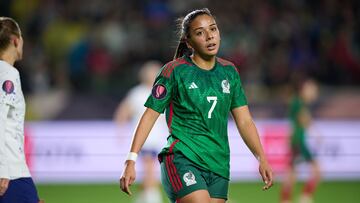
[{"xmin": 207, "ymin": 96, "xmax": 217, "ymax": 119}]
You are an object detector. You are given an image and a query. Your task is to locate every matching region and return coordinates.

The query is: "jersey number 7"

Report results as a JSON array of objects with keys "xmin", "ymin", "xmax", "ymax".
[{"xmin": 207, "ymin": 96, "xmax": 217, "ymax": 119}]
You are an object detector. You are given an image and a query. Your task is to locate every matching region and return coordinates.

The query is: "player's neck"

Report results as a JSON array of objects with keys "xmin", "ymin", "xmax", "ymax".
[
  {"xmin": 0, "ymin": 51, "xmax": 16, "ymax": 66},
  {"xmin": 190, "ymin": 54, "xmax": 216, "ymax": 70}
]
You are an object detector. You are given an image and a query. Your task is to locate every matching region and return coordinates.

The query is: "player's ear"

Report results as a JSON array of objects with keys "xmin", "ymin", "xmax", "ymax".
[
  {"xmin": 186, "ymin": 40, "xmax": 193, "ymax": 50},
  {"xmin": 11, "ymin": 35, "xmax": 20, "ymax": 48}
]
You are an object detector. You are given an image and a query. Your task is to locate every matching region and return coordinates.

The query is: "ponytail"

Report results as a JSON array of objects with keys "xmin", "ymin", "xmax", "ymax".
[{"xmin": 174, "ymin": 40, "xmax": 192, "ymax": 60}]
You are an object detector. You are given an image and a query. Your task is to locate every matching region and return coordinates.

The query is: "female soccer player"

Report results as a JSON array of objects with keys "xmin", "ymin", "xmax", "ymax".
[
  {"xmin": 280, "ymin": 79, "xmax": 321, "ymax": 203},
  {"xmin": 0, "ymin": 17, "xmax": 43, "ymax": 203},
  {"xmin": 120, "ymin": 8, "xmax": 273, "ymax": 203}
]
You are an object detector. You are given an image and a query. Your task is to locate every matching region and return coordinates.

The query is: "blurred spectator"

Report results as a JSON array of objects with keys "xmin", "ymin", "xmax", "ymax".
[
  {"xmin": 114, "ymin": 61, "xmax": 166, "ymax": 203},
  {"xmin": 2, "ymin": 0, "xmax": 359, "ymax": 119}
]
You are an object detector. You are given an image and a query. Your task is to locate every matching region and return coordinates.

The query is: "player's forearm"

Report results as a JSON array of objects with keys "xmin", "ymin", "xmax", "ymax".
[{"xmin": 129, "ymin": 108, "xmax": 160, "ymax": 153}]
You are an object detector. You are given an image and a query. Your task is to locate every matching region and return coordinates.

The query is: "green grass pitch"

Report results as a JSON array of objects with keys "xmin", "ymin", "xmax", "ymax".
[{"xmin": 37, "ymin": 181, "xmax": 360, "ymax": 203}]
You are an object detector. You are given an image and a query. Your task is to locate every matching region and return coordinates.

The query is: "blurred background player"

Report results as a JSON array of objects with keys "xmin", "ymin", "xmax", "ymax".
[
  {"xmin": 114, "ymin": 61, "xmax": 165, "ymax": 203},
  {"xmin": 281, "ymin": 78, "xmax": 321, "ymax": 203},
  {"xmin": 0, "ymin": 17, "xmax": 43, "ymax": 203}
]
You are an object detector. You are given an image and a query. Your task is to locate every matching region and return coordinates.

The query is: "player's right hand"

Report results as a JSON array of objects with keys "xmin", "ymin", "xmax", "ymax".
[
  {"xmin": 0, "ymin": 178, "xmax": 10, "ymax": 196},
  {"xmin": 258, "ymin": 158, "xmax": 273, "ymax": 191},
  {"xmin": 119, "ymin": 160, "xmax": 136, "ymax": 196}
]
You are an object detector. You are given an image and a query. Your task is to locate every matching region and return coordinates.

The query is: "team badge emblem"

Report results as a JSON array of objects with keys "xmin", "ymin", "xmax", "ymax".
[
  {"xmin": 152, "ymin": 84, "xmax": 167, "ymax": 99},
  {"xmin": 2, "ymin": 80, "xmax": 14, "ymax": 94},
  {"xmin": 221, "ymin": 80, "xmax": 230, "ymax": 93},
  {"xmin": 183, "ymin": 171, "xmax": 197, "ymax": 186}
]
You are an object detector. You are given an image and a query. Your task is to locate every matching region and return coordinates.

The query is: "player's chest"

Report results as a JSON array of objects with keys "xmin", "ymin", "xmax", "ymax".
[{"xmin": 176, "ymin": 70, "xmax": 232, "ymax": 102}]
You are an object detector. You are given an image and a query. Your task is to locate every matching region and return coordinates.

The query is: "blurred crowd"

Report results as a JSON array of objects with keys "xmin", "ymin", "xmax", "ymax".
[{"xmin": 1, "ymin": 0, "xmax": 359, "ymax": 119}]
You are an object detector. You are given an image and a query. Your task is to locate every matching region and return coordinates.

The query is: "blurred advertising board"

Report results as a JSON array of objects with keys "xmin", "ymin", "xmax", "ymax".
[{"xmin": 25, "ymin": 120, "xmax": 360, "ymax": 183}]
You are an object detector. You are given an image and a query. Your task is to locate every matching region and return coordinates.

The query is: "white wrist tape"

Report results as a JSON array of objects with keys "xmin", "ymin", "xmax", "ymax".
[{"xmin": 126, "ymin": 152, "xmax": 138, "ymax": 162}]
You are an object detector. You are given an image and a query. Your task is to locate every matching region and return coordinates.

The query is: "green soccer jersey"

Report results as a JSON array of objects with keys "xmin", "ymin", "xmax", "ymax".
[
  {"xmin": 145, "ymin": 56, "xmax": 247, "ymax": 179},
  {"xmin": 289, "ymin": 96, "xmax": 306, "ymax": 145}
]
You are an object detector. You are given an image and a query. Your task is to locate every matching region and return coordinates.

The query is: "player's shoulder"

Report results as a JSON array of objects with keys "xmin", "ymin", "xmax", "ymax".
[
  {"xmin": 0, "ymin": 61, "xmax": 19, "ymax": 80},
  {"xmin": 160, "ymin": 57, "xmax": 192, "ymax": 78},
  {"xmin": 217, "ymin": 57, "xmax": 236, "ymax": 67},
  {"xmin": 216, "ymin": 57, "xmax": 239, "ymax": 74},
  {"xmin": 0, "ymin": 62, "xmax": 19, "ymax": 96}
]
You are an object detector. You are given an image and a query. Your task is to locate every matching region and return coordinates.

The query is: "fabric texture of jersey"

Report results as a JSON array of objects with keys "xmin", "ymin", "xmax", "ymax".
[
  {"xmin": 0, "ymin": 60, "xmax": 31, "ymax": 180},
  {"xmin": 145, "ymin": 56, "xmax": 247, "ymax": 179},
  {"xmin": 289, "ymin": 96, "xmax": 313, "ymax": 162},
  {"xmin": 289, "ymin": 96, "xmax": 307, "ymax": 146}
]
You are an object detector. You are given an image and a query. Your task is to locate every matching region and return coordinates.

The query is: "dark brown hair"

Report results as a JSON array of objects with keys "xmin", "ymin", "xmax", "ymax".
[
  {"xmin": 0, "ymin": 17, "xmax": 21, "ymax": 52},
  {"xmin": 174, "ymin": 8, "xmax": 214, "ymax": 59}
]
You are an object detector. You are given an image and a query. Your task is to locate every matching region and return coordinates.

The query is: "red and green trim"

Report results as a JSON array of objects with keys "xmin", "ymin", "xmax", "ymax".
[{"xmin": 165, "ymin": 139, "xmax": 182, "ymax": 192}]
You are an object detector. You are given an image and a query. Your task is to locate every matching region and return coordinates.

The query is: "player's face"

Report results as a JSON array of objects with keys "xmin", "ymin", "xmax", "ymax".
[
  {"xmin": 301, "ymin": 80, "xmax": 318, "ymax": 103},
  {"xmin": 187, "ymin": 14, "xmax": 220, "ymax": 58}
]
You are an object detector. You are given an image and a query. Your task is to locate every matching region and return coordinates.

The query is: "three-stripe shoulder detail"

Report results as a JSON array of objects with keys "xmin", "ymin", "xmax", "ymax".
[
  {"xmin": 161, "ymin": 58, "xmax": 191, "ymax": 78},
  {"xmin": 217, "ymin": 57, "xmax": 236, "ymax": 67},
  {"xmin": 217, "ymin": 57, "xmax": 240, "ymax": 74}
]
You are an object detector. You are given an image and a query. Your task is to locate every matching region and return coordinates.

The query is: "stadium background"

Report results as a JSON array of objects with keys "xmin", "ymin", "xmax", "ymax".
[{"xmin": 1, "ymin": 0, "xmax": 360, "ymax": 202}]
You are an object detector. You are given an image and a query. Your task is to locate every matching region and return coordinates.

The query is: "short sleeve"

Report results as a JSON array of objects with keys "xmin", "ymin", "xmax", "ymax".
[
  {"xmin": 231, "ymin": 69, "xmax": 248, "ymax": 109},
  {"xmin": 144, "ymin": 65, "xmax": 175, "ymax": 113},
  {"xmin": 0, "ymin": 71, "xmax": 18, "ymax": 107}
]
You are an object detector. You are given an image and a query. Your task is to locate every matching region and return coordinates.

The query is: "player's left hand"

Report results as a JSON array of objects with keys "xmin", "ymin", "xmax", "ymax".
[
  {"xmin": 0, "ymin": 178, "xmax": 10, "ymax": 196},
  {"xmin": 258, "ymin": 158, "xmax": 273, "ymax": 191}
]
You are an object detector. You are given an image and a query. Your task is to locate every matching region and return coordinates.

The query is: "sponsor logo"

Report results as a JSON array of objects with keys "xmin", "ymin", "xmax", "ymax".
[
  {"xmin": 152, "ymin": 84, "xmax": 167, "ymax": 99},
  {"xmin": 2, "ymin": 80, "xmax": 14, "ymax": 94},
  {"xmin": 188, "ymin": 82, "xmax": 198, "ymax": 89}
]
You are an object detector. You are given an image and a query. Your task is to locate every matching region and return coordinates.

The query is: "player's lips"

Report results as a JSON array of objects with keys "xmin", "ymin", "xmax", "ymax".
[{"xmin": 207, "ymin": 43, "xmax": 217, "ymax": 50}]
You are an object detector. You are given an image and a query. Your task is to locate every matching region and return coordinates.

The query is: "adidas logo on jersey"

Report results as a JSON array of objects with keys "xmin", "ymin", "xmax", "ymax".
[{"xmin": 188, "ymin": 82, "xmax": 198, "ymax": 89}]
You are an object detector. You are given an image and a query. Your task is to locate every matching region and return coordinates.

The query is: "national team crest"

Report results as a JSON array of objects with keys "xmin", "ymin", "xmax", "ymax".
[
  {"xmin": 2, "ymin": 80, "xmax": 14, "ymax": 94},
  {"xmin": 183, "ymin": 170, "xmax": 197, "ymax": 186},
  {"xmin": 221, "ymin": 80, "xmax": 230, "ymax": 93},
  {"xmin": 152, "ymin": 84, "xmax": 167, "ymax": 99}
]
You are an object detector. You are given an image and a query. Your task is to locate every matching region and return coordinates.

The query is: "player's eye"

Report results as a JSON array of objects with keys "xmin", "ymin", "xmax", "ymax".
[
  {"xmin": 210, "ymin": 27, "xmax": 217, "ymax": 32},
  {"xmin": 196, "ymin": 31, "xmax": 203, "ymax": 36}
]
